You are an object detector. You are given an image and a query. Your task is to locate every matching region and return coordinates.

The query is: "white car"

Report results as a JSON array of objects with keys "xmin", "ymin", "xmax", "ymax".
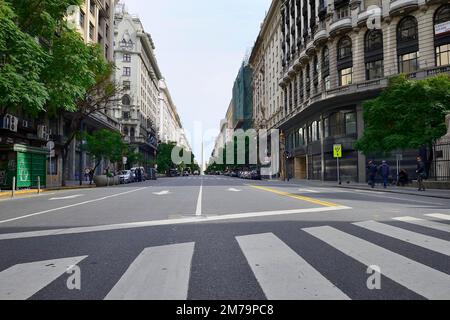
[
  {"xmin": 193, "ymin": 170, "xmax": 200, "ymax": 176},
  {"xmin": 119, "ymin": 170, "xmax": 132, "ymax": 184}
]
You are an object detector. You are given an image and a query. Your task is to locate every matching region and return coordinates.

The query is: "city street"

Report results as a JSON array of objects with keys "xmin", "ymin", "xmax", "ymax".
[{"xmin": 0, "ymin": 176, "xmax": 449, "ymax": 300}]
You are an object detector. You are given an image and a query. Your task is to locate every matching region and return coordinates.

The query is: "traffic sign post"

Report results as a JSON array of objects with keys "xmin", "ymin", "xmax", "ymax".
[
  {"xmin": 46, "ymin": 141, "xmax": 55, "ymax": 188},
  {"xmin": 334, "ymin": 144, "xmax": 343, "ymax": 184}
]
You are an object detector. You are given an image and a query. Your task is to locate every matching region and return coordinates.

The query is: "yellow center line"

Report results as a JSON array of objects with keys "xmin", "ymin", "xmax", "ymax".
[{"xmin": 249, "ymin": 185, "xmax": 341, "ymax": 208}]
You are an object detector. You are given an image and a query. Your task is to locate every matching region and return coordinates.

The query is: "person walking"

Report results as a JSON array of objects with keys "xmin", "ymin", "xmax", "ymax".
[
  {"xmin": 84, "ymin": 168, "xmax": 90, "ymax": 182},
  {"xmin": 416, "ymin": 156, "xmax": 426, "ymax": 191},
  {"xmin": 367, "ymin": 160, "xmax": 378, "ymax": 188},
  {"xmin": 379, "ymin": 160, "xmax": 390, "ymax": 189},
  {"xmin": 89, "ymin": 168, "xmax": 94, "ymax": 185}
]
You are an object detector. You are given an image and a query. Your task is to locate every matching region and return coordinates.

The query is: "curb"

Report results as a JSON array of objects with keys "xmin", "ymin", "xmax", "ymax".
[
  {"xmin": 0, "ymin": 185, "xmax": 97, "ymax": 198},
  {"xmin": 336, "ymin": 185, "xmax": 450, "ymax": 200}
]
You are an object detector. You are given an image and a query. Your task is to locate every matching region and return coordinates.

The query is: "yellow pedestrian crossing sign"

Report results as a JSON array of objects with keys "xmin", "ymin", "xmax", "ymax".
[{"xmin": 333, "ymin": 144, "xmax": 342, "ymax": 158}]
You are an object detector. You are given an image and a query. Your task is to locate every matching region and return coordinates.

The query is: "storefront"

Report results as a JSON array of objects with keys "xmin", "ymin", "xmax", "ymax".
[{"xmin": 0, "ymin": 144, "xmax": 49, "ymax": 190}]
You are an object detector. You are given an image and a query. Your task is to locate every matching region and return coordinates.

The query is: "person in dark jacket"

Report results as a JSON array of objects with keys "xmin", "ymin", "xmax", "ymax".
[
  {"xmin": 367, "ymin": 160, "xmax": 378, "ymax": 188},
  {"xmin": 379, "ymin": 160, "xmax": 390, "ymax": 189},
  {"xmin": 416, "ymin": 156, "xmax": 426, "ymax": 191},
  {"xmin": 398, "ymin": 169, "xmax": 409, "ymax": 187}
]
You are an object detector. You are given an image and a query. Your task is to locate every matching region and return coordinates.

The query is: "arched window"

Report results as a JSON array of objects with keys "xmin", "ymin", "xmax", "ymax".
[
  {"xmin": 337, "ymin": 36, "xmax": 353, "ymax": 86},
  {"xmin": 365, "ymin": 30, "xmax": 384, "ymax": 80},
  {"xmin": 434, "ymin": 5, "xmax": 450, "ymax": 66},
  {"xmin": 322, "ymin": 46, "xmax": 330, "ymax": 90},
  {"xmin": 122, "ymin": 95, "xmax": 131, "ymax": 106},
  {"xmin": 397, "ymin": 16, "xmax": 419, "ymax": 73},
  {"xmin": 337, "ymin": 36, "xmax": 352, "ymax": 61}
]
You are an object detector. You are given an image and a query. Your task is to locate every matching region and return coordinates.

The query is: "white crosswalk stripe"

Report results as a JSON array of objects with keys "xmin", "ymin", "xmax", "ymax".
[
  {"xmin": 393, "ymin": 216, "xmax": 450, "ymax": 233},
  {"xmin": 303, "ymin": 226, "xmax": 450, "ymax": 300},
  {"xmin": 0, "ymin": 256, "xmax": 87, "ymax": 300},
  {"xmin": 236, "ymin": 233, "xmax": 350, "ymax": 300},
  {"xmin": 353, "ymin": 220, "xmax": 450, "ymax": 256},
  {"xmin": 1, "ymin": 217, "xmax": 449, "ymax": 300},
  {"xmin": 104, "ymin": 242, "xmax": 195, "ymax": 300},
  {"xmin": 425, "ymin": 214, "xmax": 450, "ymax": 221}
]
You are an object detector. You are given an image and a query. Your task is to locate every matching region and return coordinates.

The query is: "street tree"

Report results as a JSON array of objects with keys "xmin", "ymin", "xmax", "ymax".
[
  {"xmin": 355, "ymin": 74, "xmax": 450, "ymax": 158},
  {"xmin": 156, "ymin": 142, "xmax": 177, "ymax": 174},
  {"xmin": 0, "ymin": 0, "xmax": 48, "ymax": 116},
  {"xmin": 83, "ymin": 129, "xmax": 127, "ymax": 173}
]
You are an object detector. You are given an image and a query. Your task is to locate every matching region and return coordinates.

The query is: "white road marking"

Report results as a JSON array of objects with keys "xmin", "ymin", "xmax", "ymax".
[
  {"xmin": 354, "ymin": 220, "xmax": 450, "ymax": 256},
  {"xmin": 393, "ymin": 216, "xmax": 450, "ymax": 233},
  {"xmin": 0, "ymin": 206, "xmax": 351, "ymax": 241},
  {"xmin": 236, "ymin": 233, "xmax": 349, "ymax": 300},
  {"xmin": 0, "ymin": 187, "xmax": 148, "ymax": 225},
  {"xmin": 0, "ymin": 256, "xmax": 88, "ymax": 300},
  {"xmin": 49, "ymin": 195, "xmax": 84, "ymax": 201},
  {"xmin": 425, "ymin": 214, "xmax": 450, "ymax": 221},
  {"xmin": 105, "ymin": 243, "xmax": 194, "ymax": 300},
  {"xmin": 228, "ymin": 188, "xmax": 242, "ymax": 192},
  {"xmin": 153, "ymin": 191, "xmax": 170, "ymax": 196},
  {"xmin": 298, "ymin": 189, "xmax": 320, "ymax": 193},
  {"xmin": 303, "ymin": 226, "xmax": 450, "ymax": 300},
  {"xmin": 195, "ymin": 180, "xmax": 203, "ymax": 216}
]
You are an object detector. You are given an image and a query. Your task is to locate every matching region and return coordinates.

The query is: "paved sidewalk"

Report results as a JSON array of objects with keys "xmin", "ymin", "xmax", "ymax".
[
  {"xmin": 267, "ymin": 179, "xmax": 450, "ymax": 200},
  {"xmin": 0, "ymin": 180, "xmax": 96, "ymax": 198}
]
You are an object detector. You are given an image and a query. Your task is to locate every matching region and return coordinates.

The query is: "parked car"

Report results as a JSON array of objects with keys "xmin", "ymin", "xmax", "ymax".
[
  {"xmin": 250, "ymin": 169, "xmax": 261, "ymax": 180},
  {"xmin": 193, "ymin": 170, "xmax": 200, "ymax": 176},
  {"xmin": 230, "ymin": 171, "xmax": 238, "ymax": 178},
  {"xmin": 119, "ymin": 170, "xmax": 132, "ymax": 184},
  {"xmin": 131, "ymin": 167, "xmax": 146, "ymax": 182},
  {"xmin": 167, "ymin": 169, "xmax": 179, "ymax": 177},
  {"xmin": 183, "ymin": 171, "xmax": 190, "ymax": 176}
]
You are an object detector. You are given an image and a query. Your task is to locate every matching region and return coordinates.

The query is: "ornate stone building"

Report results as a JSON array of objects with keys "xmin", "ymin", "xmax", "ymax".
[{"xmin": 250, "ymin": 0, "xmax": 450, "ymax": 182}]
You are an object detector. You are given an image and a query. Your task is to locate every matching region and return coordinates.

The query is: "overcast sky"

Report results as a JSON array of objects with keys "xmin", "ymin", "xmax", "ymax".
[{"xmin": 122, "ymin": 0, "xmax": 272, "ymax": 164}]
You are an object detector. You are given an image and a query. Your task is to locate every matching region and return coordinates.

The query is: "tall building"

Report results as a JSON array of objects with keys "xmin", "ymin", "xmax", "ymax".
[
  {"xmin": 112, "ymin": 5, "xmax": 161, "ymax": 168},
  {"xmin": 158, "ymin": 79, "xmax": 191, "ymax": 152},
  {"xmin": 73, "ymin": 0, "xmax": 118, "ymax": 61},
  {"xmin": 232, "ymin": 62, "xmax": 254, "ymax": 130},
  {"xmin": 249, "ymin": 0, "xmax": 283, "ymax": 130},
  {"xmin": 249, "ymin": 0, "xmax": 450, "ymax": 182}
]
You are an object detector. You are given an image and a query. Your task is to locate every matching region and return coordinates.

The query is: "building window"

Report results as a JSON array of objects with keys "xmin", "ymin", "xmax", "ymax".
[
  {"xmin": 365, "ymin": 30, "xmax": 384, "ymax": 80},
  {"xmin": 123, "ymin": 67, "xmax": 131, "ymax": 76},
  {"xmin": 323, "ymin": 117, "xmax": 330, "ymax": 138},
  {"xmin": 338, "ymin": 36, "xmax": 352, "ymax": 61},
  {"xmin": 337, "ymin": 36, "xmax": 353, "ymax": 86},
  {"xmin": 397, "ymin": 16, "xmax": 419, "ymax": 73},
  {"xmin": 366, "ymin": 60, "xmax": 384, "ymax": 80},
  {"xmin": 399, "ymin": 52, "xmax": 420, "ymax": 74},
  {"xmin": 322, "ymin": 46, "xmax": 329, "ymax": 77},
  {"xmin": 324, "ymin": 76, "xmax": 330, "ymax": 90},
  {"xmin": 122, "ymin": 95, "xmax": 131, "ymax": 106},
  {"xmin": 339, "ymin": 67, "xmax": 353, "ymax": 86},
  {"xmin": 90, "ymin": 1, "xmax": 95, "ymax": 15},
  {"xmin": 123, "ymin": 54, "xmax": 131, "ymax": 62},
  {"xmin": 79, "ymin": 10, "xmax": 85, "ymax": 28},
  {"xmin": 434, "ymin": 5, "xmax": 450, "ymax": 66},
  {"xmin": 123, "ymin": 81, "xmax": 131, "ymax": 90},
  {"xmin": 345, "ymin": 112, "xmax": 357, "ymax": 135},
  {"xmin": 89, "ymin": 22, "xmax": 94, "ymax": 40},
  {"xmin": 436, "ymin": 44, "xmax": 450, "ymax": 66},
  {"xmin": 123, "ymin": 112, "xmax": 130, "ymax": 120}
]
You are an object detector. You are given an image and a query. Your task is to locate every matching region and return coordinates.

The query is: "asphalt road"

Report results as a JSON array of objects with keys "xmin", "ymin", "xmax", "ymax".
[{"xmin": 0, "ymin": 176, "xmax": 449, "ymax": 300}]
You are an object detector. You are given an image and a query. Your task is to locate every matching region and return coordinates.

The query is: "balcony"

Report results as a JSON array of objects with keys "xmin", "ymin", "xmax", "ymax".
[
  {"xmin": 389, "ymin": 0, "xmax": 418, "ymax": 16},
  {"xmin": 313, "ymin": 21, "xmax": 328, "ymax": 46},
  {"xmin": 329, "ymin": 16, "xmax": 352, "ymax": 37},
  {"xmin": 275, "ymin": 64, "xmax": 450, "ymax": 130}
]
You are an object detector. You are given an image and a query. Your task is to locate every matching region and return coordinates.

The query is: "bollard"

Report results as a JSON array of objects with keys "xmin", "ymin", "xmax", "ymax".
[
  {"xmin": 38, "ymin": 176, "xmax": 41, "ymax": 194},
  {"xmin": 12, "ymin": 176, "xmax": 16, "ymax": 198}
]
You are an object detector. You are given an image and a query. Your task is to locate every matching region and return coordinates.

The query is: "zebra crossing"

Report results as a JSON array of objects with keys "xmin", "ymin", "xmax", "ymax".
[{"xmin": 0, "ymin": 213, "xmax": 449, "ymax": 300}]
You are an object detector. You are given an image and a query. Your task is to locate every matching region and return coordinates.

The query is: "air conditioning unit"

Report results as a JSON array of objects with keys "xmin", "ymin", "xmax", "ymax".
[
  {"xmin": 37, "ymin": 125, "xmax": 50, "ymax": 141},
  {"xmin": 1, "ymin": 114, "xmax": 18, "ymax": 132}
]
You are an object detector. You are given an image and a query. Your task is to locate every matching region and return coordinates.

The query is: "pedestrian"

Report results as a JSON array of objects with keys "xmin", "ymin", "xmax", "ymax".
[
  {"xmin": 379, "ymin": 160, "xmax": 390, "ymax": 189},
  {"xmin": 367, "ymin": 160, "xmax": 378, "ymax": 188},
  {"xmin": 84, "ymin": 168, "xmax": 90, "ymax": 182},
  {"xmin": 416, "ymin": 156, "xmax": 426, "ymax": 191},
  {"xmin": 89, "ymin": 168, "xmax": 94, "ymax": 185}
]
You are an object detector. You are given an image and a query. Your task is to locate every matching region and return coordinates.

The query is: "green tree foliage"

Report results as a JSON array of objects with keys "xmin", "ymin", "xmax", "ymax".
[
  {"xmin": 156, "ymin": 142, "xmax": 176, "ymax": 174},
  {"xmin": 126, "ymin": 151, "xmax": 144, "ymax": 168},
  {"xmin": 83, "ymin": 129, "xmax": 126, "ymax": 170},
  {"xmin": 355, "ymin": 74, "xmax": 450, "ymax": 155},
  {"xmin": 0, "ymin": 0, "xmax": 48, "ymax": 115}
]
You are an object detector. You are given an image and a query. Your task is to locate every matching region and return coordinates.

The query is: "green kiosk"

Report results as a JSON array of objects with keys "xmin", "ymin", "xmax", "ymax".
[{"xmin": 0, "ymin": 144, "xmax": 49, "ymax": 190}]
